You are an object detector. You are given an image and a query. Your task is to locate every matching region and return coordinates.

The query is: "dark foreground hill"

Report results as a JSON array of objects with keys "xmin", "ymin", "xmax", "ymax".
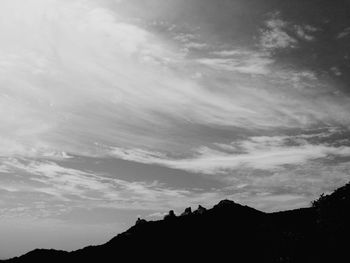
[{"xmin": 3, "ymin": 183, "xmax": 350, "ymax": 263}]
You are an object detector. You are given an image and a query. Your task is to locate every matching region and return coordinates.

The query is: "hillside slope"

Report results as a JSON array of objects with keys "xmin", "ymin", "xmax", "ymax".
[{"xmin": 3, "ymin": 183, "xmax": 350, "ymax": 263}]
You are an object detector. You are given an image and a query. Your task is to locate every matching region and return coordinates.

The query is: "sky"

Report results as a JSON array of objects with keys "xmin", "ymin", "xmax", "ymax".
[{"xmin": 1, "ymin": 0, "xmax": 350, "ymax": 258}]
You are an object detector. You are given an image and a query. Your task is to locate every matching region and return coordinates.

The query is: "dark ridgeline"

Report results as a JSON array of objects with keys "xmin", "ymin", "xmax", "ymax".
[{"xmin": 2, "ymin": 183, "xmax": 350, "ymax": 263}]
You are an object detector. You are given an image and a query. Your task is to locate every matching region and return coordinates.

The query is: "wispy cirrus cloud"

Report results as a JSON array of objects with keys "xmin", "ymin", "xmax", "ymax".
[
  {"xmin": 1, "ymin": 2, "xmax": 350, "ymax": 219},
  {"xmin": 226, "ymin": 160, "xmax": 350, "ymax": 212},
  {"xmin": 198, "ymin": 50, "xmax": 273, "ymax": 75},
  {"xmin": 0, "ymin": 158, "xmax": 222, "ymax": 212},
  {"xmin": 109, "ymin": 130, "xmax": 350, "ymax": 174},
  {"xmin": 0, "ymin": 0, "xmax": 349, "ymax": 165}
]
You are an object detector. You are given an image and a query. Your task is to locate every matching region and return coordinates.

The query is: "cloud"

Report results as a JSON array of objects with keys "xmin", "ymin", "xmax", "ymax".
[
  {"xmin": 259, "ymin": 15, "xmax": 297, "ymax": 50},
  {"xmin": 147, "ymin": 211, "xmax": 168, "ymax": 218},
  {"xmin": 229, "ymin": 192, "xmax": 310, "ymax": 212},
  {"xmin": 0, "ymin": 158, "xmax": 223, "ymax": 213},
  {"xmin": 109, "ymin": 131, "xmax": 350, "ymax": 174},
  {"xmin": 0, "ymin": 0, "xmax": 350, "ymax": 161},
  {"xmin": 0, "ymin": 164, "xmax": 10, "ymax": 173},
  {"xmin": 228, "ymin": 160, "xmax": 350, "ymax": 212},
  {"xmin": 294, "ymin": 25, "xmax": 316, "ymax": 41},
  {"xmin": 330, "ymin": 66, "xmax": 342, "ymax": 76},
  {"xmin": 198, "ymin": 50, "xmax": 274, "ymax": 74},
  {"xmin": 1, "ymin": 1, "xmax": 350, "ymax": 216},
  {"xmin": 259, "ymin": 13, "xmax": 317, "ymax": 50},
  {"xmin": 337, "ymin": 27, "xmax": 350, "ymax": 39},
  {"xmin": 173, "ymin": 32, "xmax": 207, "ymax": 51},
  {"xmin": 0, "ymin": 0, "xmax": 193, "ymax": 157}
]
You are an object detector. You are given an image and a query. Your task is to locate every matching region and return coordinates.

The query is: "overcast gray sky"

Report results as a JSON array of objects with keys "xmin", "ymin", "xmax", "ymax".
[{"xmin": 1, "ymin": 0, "xmax": 350, "ymax": 259}]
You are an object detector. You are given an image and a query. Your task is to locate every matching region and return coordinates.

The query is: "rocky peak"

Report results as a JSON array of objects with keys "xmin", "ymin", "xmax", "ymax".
[
  {"xmin": 216, "ymin": 199, "xmax": 237, "ymax": 208},
  {"xmin": 180, "ymin": 207, "xmax": 192, "ymax": 216},
  {"xmin": 164, "ymin": 210, "xmax": 176, "ymax": 220},
  {"xmin": 193, "ymin": 205, "xmax": 207, "ymax": 215},
  {"xmin": 135, "ymin": 218, "xmax": 147, "ymax": 226}
]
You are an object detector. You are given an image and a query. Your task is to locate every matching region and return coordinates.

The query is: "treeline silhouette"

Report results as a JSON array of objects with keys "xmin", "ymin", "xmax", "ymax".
[{"xmin": 3, "ymin": 182, "xmax": 350, "ymax": 263}]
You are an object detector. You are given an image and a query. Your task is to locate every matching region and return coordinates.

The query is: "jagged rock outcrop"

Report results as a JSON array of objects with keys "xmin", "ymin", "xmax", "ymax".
[
  {"xmin": 193, "ymin": 205, "xmax": 206, "ymax": 215},
  {"xmin": 180, "ymin": 207, "xmax": 192, "ymax": 216},
  {"xmin": 135, "ymin": 218, "xmax": 147, "ymax": 226},
  {"xmin": 163, "ymin": 210, "xmax": 176, "ymax": 220}
]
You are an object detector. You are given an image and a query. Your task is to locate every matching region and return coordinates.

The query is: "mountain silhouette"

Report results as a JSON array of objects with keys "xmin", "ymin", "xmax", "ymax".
[{"xmin": 2, "ymin": 183, "xmax": 350, "ymax": 263}]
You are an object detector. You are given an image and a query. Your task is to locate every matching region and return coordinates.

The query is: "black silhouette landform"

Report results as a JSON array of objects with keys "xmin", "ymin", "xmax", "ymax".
[{"xmin": 2, "ymin": 182, "xmax": 350, "ymax": 263}]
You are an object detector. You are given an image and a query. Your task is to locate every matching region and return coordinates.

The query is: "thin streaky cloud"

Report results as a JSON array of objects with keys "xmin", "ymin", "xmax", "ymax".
[{"xmin": 109, "ymin": 134, "xmax": 350, "ymax": 174}]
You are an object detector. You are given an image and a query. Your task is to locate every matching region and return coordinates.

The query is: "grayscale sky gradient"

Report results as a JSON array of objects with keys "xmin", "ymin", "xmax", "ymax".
[{"xmin": 1, "ymin": 0, "xmax": 350, "ymax": 258}]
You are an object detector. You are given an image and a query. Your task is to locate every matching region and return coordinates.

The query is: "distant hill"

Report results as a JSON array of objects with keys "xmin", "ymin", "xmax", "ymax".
[{"xmin": 3, "ymin": 183, "xmax": 350, "ymax": 263}]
